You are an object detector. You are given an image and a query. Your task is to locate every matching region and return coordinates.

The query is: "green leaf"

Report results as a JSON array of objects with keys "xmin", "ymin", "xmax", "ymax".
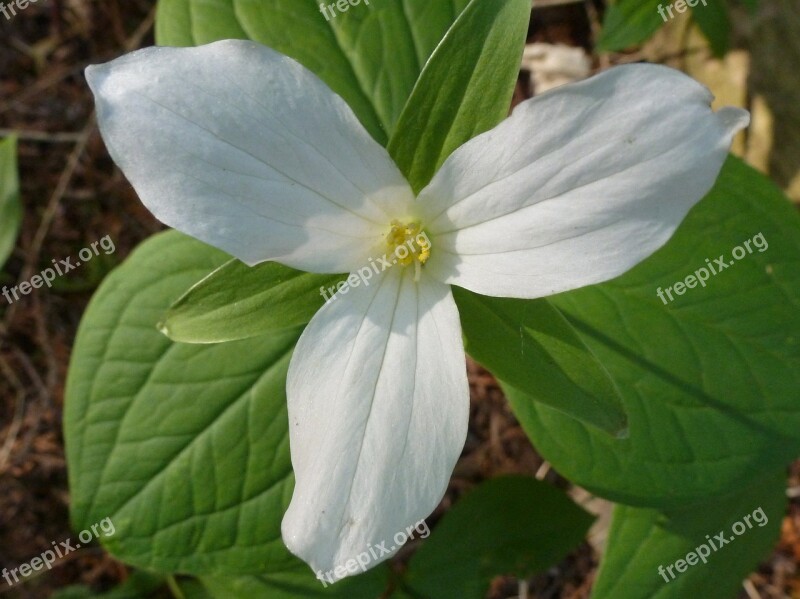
[
  {"xmin": 0, "ymin": 135, "xmax": 21, "ymax": 269},
  {"xmin": 64, "ymin": 231, "xmax": 304, "ymax": 574},
  {"xmin": 597, "ymin": 0, "xmax": 665, "ymax": 52},
  {"xmin": 173, "ymin": 577, "xmax": 215, "ymax": 599},
  {"xmin": 506, "ymin": 156, "xmax": 800, "ymax": 507},
  {"xmin": 51, "ymin": 571, "xmax": 165, "ymax": 599},
  {"xmin": 182, "ymin": 0, "xmax": 249, "ymax": 44},
  {"xmin": 691, "ymin": 0, "xmax": 731, "ymax": 56},
  {"xmin": 453, "ymin": 289, "xmax": 627, "ymax": 436},
  {"xmin": 593, "ymin": 470, "xmax": 786, "ymax": 599},
  {"xmin": 154, "ymin": 0, "xmax": 196, "ymax": 46},
  {"xmin": 155, "ymin": 0, "xmax": 473, "ymax": 144},
  {"xmin": 404, "ymin": 476, "xmax": 594, "ymax": 599},
  {"xmin": 318, "ymin": 0, "xmax": 472, "ymax": 137},
  {"xmin": 160, "ymin": 259, "xmax": 339, "ymax": 343},
  {"xmin": 387, "ymin": 0, "xmax": 530, "ymax": 193},
  {"xmin": 198, "ymin": 564, "xmax": 389, "ymax": 598},
  {"xmin": 598, "ymin": 0, "xmax": 731, "ymax": 54}
]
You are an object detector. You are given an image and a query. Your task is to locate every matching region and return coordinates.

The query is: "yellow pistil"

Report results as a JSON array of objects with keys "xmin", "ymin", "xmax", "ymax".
[{"xmin": 386, "ymin": 220, "xmax": 431, "ymax": 281}]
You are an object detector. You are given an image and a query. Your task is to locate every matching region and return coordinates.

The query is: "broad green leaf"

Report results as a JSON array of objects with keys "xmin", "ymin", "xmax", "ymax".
[
  {"xmin": 593, "ymin": 470, "xmax": 786, "ymax": 599},
  {"xmin": 0, "ymin": 135, "xmax": 21, "ymax": 269},
  {"xmin": 506, "ymin": 156, "xmax": 800, "ymax": 507},
  {"xmin": 154, "ymin": 0, "xmax": 195, "ymax": 46},
  {"xmin": 198, "ymin": 564, "xmax": 389, "ymax": 598},
  {"xmin": 173, "ymin": 577, "xmax": 214, "ymax": 599},
  {"xmin": 387, "ymin": 0, "xmax": 530, "ymax": 193},
  {"xmin": 405, "ymin": 476, "xmax": 594, "ymax": 599},
  {"xmin": 453, "ymin": 289, "xmax": 627, "ymax": 436},
  {"xmin": 691, "ymin": 0, "xmax": 731, "ymax": 56},
  {"xmin": 598, "ymin": 0, "xmax": 730, "ymax": 54},
  {"xmin": 155, "ymin": 0, "xmax": 473, "ymax": 144},
  {"xmin": 186, "ymin": 0, "xmax": 248, "ymax": 43},
  {"xmin": 161, "ymin": 259, "xmax": 339, "ymax": 343},
  {"xmin": 597, "ymin": 0, "xmax": 665, "ymax": 52},
  {"xmin": 65, "ymin": 231, "xmax": 304, "ymax": 574}
]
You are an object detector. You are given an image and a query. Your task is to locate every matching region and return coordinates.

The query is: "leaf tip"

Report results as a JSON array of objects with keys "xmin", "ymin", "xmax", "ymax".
[
  {"xmin": 156, "ymin": 318, "xmax": 172, "ymax": 339},
  {"xmin": 613, "ymin": 423, "xmax": 630, "ymax": 440}
]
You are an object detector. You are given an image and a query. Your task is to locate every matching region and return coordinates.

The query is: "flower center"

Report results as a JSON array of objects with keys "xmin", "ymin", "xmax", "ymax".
[{"xmin": 386, "ymin": 220, "xmax": 431, "ymax": 281}]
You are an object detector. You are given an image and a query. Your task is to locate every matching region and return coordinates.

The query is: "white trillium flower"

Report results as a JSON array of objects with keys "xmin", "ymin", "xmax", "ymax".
[{"xmin": 87, "ymin": 40, "xmax": 748, "ymax": 581}]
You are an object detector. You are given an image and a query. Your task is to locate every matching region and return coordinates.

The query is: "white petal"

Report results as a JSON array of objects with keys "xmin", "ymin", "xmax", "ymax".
[
  {"xmin": 282, "ymin": 267, "xmax": 468, "ymax": 580},
  {"xmin": 87, "ymin": 40, "xmax": 414, "ymax": 273},
  {"xmin": 416, "ymin": 64, "xmax": 750, "ymax": 298}
]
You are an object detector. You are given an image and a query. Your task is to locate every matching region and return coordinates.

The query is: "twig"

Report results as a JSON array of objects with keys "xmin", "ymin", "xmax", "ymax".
[
  {"xmin": 742, "ymin": 579, "xmax": 762, "ymax": 599},
  {"xmin": 0, "ymin": 547, "xmax": 105, "ymax": 595},
  {"xmin": 122, "ymin": 5, "xmax": 156, "ymax": 53},
  {"xmin": 0, "ymin": 2, "xmax": 154, "ymax": 115},
  {"xmin": 0, "ymin": 353, "xmax": 26, "ymax": 473},
  {"xmin": 2, "ymin": 112, "xmax": 90, "ymax": 397},
  {"xmin": 0, "ymin": 63, "xmax": 89, "ymax": 116},
  {"xmin": 16, "ymin": 114, "xmax": 94, "ymax": 293},
  {"xmin": 14, "ymin": 344, "xmax": 50, "ymax": 410},
  {"xmin": 535, "ymin": 461, "xmax": 551, "ymax": 480},
  {"xmin": 4, "ymin": 346, "xmax": 50, "ymax": 464},
  {"xmin": 10, "ymin": 3, "xmax": 154, "ymax": 288}
]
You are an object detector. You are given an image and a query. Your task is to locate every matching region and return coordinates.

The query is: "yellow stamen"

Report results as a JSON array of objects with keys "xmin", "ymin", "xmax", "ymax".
[{"xmin": 385, "ymin": 220, "xmax": 432, "ymax": 281}]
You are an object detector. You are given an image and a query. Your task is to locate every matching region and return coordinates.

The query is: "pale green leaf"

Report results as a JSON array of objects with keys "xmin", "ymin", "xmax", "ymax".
[{"xmin": 160, "ymin": 259, "xmax": 339, "ymax": 344}]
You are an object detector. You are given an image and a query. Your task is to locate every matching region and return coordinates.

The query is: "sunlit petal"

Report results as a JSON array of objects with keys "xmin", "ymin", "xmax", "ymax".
[
  {"xmin": 282, "ymin": 267, "xmax": 468, "ymax": 579},
  {"xmin": 417, "ymin": 64, "xmax": 749, "ymax": 298},
  {"xmin": 87, "ymin": 40, "xmax": 413, "ymax": 273}
]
